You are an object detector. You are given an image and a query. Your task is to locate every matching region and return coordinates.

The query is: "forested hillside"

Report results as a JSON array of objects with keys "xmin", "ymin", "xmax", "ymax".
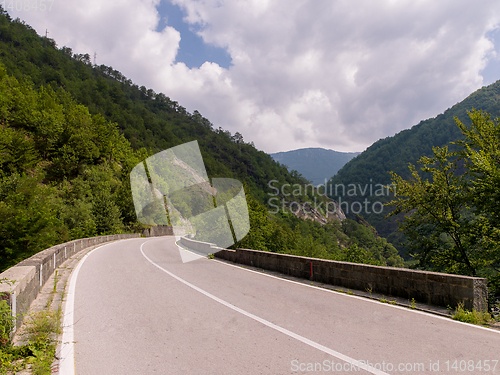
[
  {"xmin": 0, "ymin": 7, "xmax": 403, "ymax": 271},
  {"xmin": 330, "ymin": 81, "xmax": 500, "ymax": 187},
  {"xmin": 0, "ymin": 62, "xmax": 144, "ymax": 269},
  {"xmin": 0, "ymin": 7, "xmax": 298, "ymax": 204},
  {"xmin": 327, "ymin": 78, "xmax": 500, "ymax": 252}
]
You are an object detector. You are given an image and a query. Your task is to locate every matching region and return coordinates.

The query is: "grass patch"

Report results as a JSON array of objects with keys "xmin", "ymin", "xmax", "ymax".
[
  {"xmin": 0, "ymin": 308, "xmax": 61, "ymax": 374},
  {"xmin": 451, "ymin": 302, "xmax": 492, "ymax": 326},
  {"xmin": 0, "ymin": 275, "xmax": 61, "ymax": 375}
]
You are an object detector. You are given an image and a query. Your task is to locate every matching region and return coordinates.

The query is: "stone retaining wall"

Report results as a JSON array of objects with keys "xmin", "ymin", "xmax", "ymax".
[
  {"xmin": 214, "ymin": 248, "xmax": 488, "ymax": 311},
  {"xmin": 142, "ymin": 225, "xmax": 174, "ymax": 237}
]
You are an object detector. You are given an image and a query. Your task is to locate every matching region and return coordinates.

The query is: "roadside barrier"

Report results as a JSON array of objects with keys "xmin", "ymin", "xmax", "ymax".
[
  {"xmin": 214, "ymin": 247, "xmax": 487, "ymax": 311},
  {"xmin": 176, "ymin": 238, "xmax": 488, "ymax": 312},
  {"xmin": 0, "ymin": 233, "xmax": 140, "ymax": 331}
]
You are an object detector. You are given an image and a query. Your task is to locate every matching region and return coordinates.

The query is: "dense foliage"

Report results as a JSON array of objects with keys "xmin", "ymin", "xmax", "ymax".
[
  {"xmin": 0, "ymin": 63, "xmax": 146, "ymax": 270},
  {"xmin": 388, "ymin": 109, "xmax": 500, "ymax": 303},
  {"xmin": 235, "ymin": 198, "xmax": 404, "ymax": 267}
]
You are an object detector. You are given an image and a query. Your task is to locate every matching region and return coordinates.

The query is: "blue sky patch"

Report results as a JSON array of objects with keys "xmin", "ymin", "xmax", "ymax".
[
  {"xmin": 155, "ymin": 0, "xmax": 232, "ymax": 69},
  {"xmin": 481, "ymin": 27, "xmax": 500, "ymax": 85}
]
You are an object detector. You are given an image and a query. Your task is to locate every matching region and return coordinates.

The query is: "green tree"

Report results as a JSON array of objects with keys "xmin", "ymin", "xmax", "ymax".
[
  {"xmin": 388, "ymin": 146, "xmax": 476, "ymax": 274},
  {"xmin": 0, "ymin": 172, "xmax": 64, "ymax": 269},
  {"xmin": 454, "ymin": 110, "xmax": 500, "ymax": 258},
  {"xmin": 388, "ymin": 109, "xmax": 500, "ymax": 281},
  {"xmin": 338, "ymin": 244, "xmax": 382, "ymax": 265}
]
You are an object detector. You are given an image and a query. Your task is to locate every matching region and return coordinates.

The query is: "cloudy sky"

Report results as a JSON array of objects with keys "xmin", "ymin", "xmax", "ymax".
[{"xmin": 8, "ymin": 0, "xmax": 500, "ymax": 153}]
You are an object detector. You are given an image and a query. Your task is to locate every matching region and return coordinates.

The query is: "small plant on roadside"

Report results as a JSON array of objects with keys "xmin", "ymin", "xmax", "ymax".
[
  {"xmin": 452, "ymin": 302, "xmax": 492, "ymax": 325},
  {"xmin": 0, "ymin": 345, "xmax": 30, "ymax": 374},
  {"xmin": 0, "ymin": 299, "xmax": 13, "ymax": 349},
  {"xmin": 0, "ymin": 278, "xmax": 22, "ymax": 374},
  {"xmin": 410, "ymin": 298, "xmax": 417, "ymax": 309},
  {"xmin": 23, "ymin": 309, "xmax": 61, "ymax": 342},
  {"xmin": 23, "ymin": 308, "xmax": 61, "ymax": 374},
  {"xmin": 53, "ymin": 271, "xmax": 58, "ymax": 293},
  {"xmin": 389, "ymin": 300, "xmax": 397, "ymax": 305},
  {"xmin": 380, "ymin": 296, "xmax": 388, "ymax": 303},
  {"xmin": 207, "ymin": 253, "xmax": 214, "ymax": 259},
  {"xmin": 491, "ymin": 300, "xmax": 500, "ymax": 321},
  {"xmin": 0, "ymin": 279, "xmax": 14, "ymax": 348}
]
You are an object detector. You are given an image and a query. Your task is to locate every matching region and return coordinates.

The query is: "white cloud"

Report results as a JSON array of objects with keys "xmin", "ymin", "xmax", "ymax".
[{"xmin": 8, "ymin": 0, "xmax": 500, "ymax": 153}]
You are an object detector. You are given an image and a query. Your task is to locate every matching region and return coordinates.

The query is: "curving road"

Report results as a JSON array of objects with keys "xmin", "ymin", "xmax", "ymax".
[{"xmin": 60, "ymin": 237, "xmax": 500, "ymax": 374}]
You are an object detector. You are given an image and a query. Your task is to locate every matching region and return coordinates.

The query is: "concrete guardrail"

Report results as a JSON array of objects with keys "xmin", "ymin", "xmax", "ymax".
[
  {"xmin": 5, "ymin": 230, "xmax": 484, "ymax": 334},
  {"xmin": 210, "ymin": 247, "xmax": 488, "ymax": 312},
  {"xmin": 0, "ymin": 233, "xmax": 141, "ymax": 331}
]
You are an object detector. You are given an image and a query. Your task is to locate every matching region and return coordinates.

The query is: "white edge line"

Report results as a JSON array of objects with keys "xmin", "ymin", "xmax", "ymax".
[
  {"xmin": 58, "ymin": 239, "xmax": 140, "ymax": 375},
  {"xmin": 210, "ymin": 257, "xmax": 500, "ymax": 335},
  {"xmin": 141, "ymin": 240, "xmax": 389, "ymax": 375}
]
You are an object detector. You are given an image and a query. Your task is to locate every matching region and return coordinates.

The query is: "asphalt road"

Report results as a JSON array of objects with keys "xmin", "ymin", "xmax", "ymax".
[{"xmin": 62, "ymin": 237, "xmax": 500, "ymax": 374}]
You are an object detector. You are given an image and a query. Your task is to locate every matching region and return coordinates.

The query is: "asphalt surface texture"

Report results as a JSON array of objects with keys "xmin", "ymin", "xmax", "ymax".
[{"xmin": 65, "ymin": 237, "xmax": 500, "ymax": 374}]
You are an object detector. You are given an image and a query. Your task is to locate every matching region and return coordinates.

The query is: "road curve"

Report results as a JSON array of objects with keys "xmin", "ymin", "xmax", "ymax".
[{"xmin": 62, "ymin": 237, "xmax": 500, "ymax": 374}]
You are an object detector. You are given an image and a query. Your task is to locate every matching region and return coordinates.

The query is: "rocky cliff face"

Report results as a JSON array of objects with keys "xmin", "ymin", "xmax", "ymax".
[{"xmin": 280, "ymin": 196, "xmax": 346, "ymax": 225}]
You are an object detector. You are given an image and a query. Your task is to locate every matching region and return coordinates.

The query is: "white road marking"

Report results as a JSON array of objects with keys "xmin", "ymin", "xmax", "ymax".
[
  {"xmin": 59, "ymin": 242, "xmax": 119, "ymax": 375},
  {"xmin": 141, "ymin": 240, "xmax": 389, "ymax": 375},
  {"xmin": 211, "ymin": 256, "xmax": 500, "ymax": 334}
]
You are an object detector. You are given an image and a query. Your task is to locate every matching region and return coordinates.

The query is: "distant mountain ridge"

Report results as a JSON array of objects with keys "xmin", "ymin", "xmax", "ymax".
[{"xmin": 271, "ymin": 148, "xmax": 360, "ymax": 186}]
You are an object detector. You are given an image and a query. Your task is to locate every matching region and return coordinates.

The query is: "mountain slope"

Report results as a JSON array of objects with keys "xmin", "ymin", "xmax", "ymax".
[
  {"xmin": 0, "ymin": 9, "xmax": 307, "ymax": 204},
  {"xmin": 327, "ymin": 79, "xmax": 500, "ymax": 252},
  {"xmin": 271, "ymin": 148, "xmax": 360, "ymax": 186},
  {"xmin": 329, "ymin": 80, "xmax": 500, "ymax": 188}
]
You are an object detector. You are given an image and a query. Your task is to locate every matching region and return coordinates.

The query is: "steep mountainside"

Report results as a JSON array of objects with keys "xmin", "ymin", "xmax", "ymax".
[
  {"xmin": 327, "ymin": 79, "xmax": 500, "ymax": 252},
  {"xmin": 0, "ymin": 8, "xmax": 305, "ymax": 204},
  {"xmin": 271, "ymin": 148, "xmax": 360, "ymax": 186},
  {"xmin": 329, "ymin": 81, "xmax": 500, "ymax": 188}
]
